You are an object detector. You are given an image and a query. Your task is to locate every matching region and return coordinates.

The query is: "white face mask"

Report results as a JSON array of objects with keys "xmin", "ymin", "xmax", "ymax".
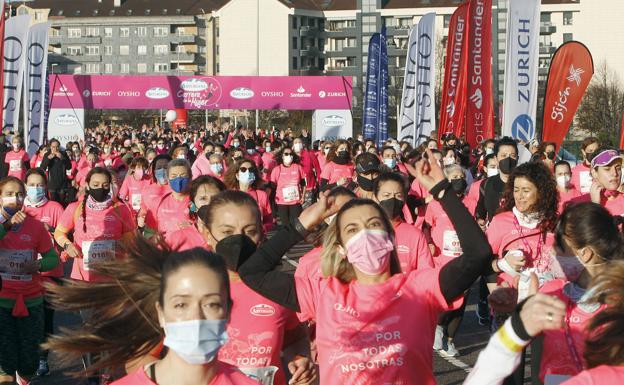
[
  {"xmin": 556, "ymin": 175, "xmax": 571, "ymax": 188},
  {"xmin": 293, "ymin": 143, "xmax": 303, "ymax": 152},
  {"xmin": 177, "ymin": 154, "xmax": 187, "ymax": 160},
  {"xmin": 485, "ymin": 148, "xmax": 494, "ymax": 155},
  {"xmin": 486, "ymin": 167, "xmax": 499, "ymax": 177},
  {"xmin": 551, "ymin": 255, "xmax": 586, "ymax": 282},
  {"xmin": 283, "ymin": 155, "xmax": 293, "ymax": 166},
  {"xmin": 163, "ymin": 319, "xmax": 228, "ymax": 365}
]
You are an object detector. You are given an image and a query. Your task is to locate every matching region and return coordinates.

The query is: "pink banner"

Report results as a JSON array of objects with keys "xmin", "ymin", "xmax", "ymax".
[{"xmin": 48, "ymin": 75, "xmax": 353, "ymax": 111}]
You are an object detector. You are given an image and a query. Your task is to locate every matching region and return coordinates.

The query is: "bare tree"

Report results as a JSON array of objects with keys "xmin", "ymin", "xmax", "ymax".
[{"xmin": 576, "ymin": 61, "xmax": 624, "ymax": 146}]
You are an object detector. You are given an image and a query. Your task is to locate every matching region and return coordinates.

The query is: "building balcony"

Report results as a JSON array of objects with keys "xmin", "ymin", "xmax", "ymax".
[
  {"xmin": 171, "ymin": 34, "xmax": 196, "ymax": 43},
  {"xmin": 539, "ymin": 45, "xmax": 557, "ymax": 55},
  {"xmin": 300, "ymin": 26, "xmax": 320, "ymax": 37},
  {"xmin": 51, "ymin": 36, "xmax": 102, "ymax": 44},
  {"xmin": 326, "ymin": 66, "xmax": 359, "ymax": 76},
  {"xmin": 386, "ymin": 25, "xmax": 411, "ymax": 37},
  {"xmin": 325, "ymin": 47, "xmax": 359, "ymax": 57},
  {"xmin": 540, "ymin": 22, "xmax": 556, "ymax": 35},
  {"xmin": 297, "ymin": 67, "xmax": 324, "ymax": 75},
  {"xmin": 170, "ymin": 52, "xmax": 196, "ymax": 63},
  {"xmin": 300, "ymin": 47, "xmax": 322, "ymax": 57},
  {"xmin": 387, "ymin": 46, "xmax": 408, "ymax": 57},
  {"xmin": 322, "ymin": 26, "xmax": 357, "ymax": 38}
]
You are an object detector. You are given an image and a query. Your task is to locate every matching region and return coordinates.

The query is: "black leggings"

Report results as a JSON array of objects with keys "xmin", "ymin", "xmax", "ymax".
[{"xmin": 276, "ymin": 204, "xmax": 302, "ymax": 227}]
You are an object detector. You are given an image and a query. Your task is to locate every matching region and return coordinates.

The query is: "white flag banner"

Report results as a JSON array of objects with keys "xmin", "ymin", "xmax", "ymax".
[
  {"xmin": 398, "ymin": 25, "xmax": 418, "ymax": 144},
  {"xmin": 502, "ymin": 0, "xmax": 540, "ymax": 142},
  {"xmin": 2, "ymin": 15, "xmax": 32, "ymax": 134},
  {"xmin": 415, "ymin": 12, "xmax": 436, "ymax": 145},
  {"xmin": 23, "ymin": 22, "xmax": 50, "ymax": 157},
  {"xmin": 47, "ymin": 108, "xmax": 85, "ymax": 147}
]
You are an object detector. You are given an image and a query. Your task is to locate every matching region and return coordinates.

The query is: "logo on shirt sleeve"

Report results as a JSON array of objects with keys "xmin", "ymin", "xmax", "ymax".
[{"xmin": 250, "ymin": 304, "xmax": 276, "ymax": 317}]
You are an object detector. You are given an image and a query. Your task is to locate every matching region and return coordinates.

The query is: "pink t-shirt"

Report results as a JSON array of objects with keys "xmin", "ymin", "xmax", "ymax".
[
  {"xmin": 245, "ymin": 189, "xmax": 273, "ymax": 232},
  {"xmin": 219, "ymin": 280, "xmax": 299, "ymax": 385},
  {"xmin": 558, "ymin": 187, "xmax": 583, "ymax": 213},
  {"xmin": 0, "ymin": 216, "xmax": 53, "ymax": 299},
  {"xmin": 296, "ymin": 269, "xmax": 462, "ymax": 385},
  {"xmin": 118, "ymin": 174, "xmax": 152, "ymax": 212},
  {"xmin": 465, "ymin": 179, "xmax": 484, "ymax": 209},
  {"xmin": 316, "ymin": 153, "xmax": 328, "ymax": 170},
  {"xmin": 24, "ymin": 200, "xmax": 65, "ymax": 278},
  {"xmin": 539, "ymin": 279, "xmax": 605, "ymax": 381},
  {"xmin": 5, "ymin": 149, "xmax": 29, "ymax": 180},
  {"xmin": 156, "ymin": 193, "xmax": 193, "ymax": 238},
  {"xmin": 191, "ymin": 154, "xmax": 212, "ymax": 179},
  {"xmin": 424, "ymin": 198, "xmax": 477, "ymax": 267},
  {"xmin": 486, "ymin": 211, "xmax": 556, "ymax": 277},
  {"xmin": 140, "ymin": 183, "xmax": 171, "ymax": 230},
  {"xmin": 571, "ymin": 163, "xmax": 592, "ymax": 194},
  {"xmin": 111, "ymin": 361, "xmax": 258, "ymax": 385},
  {"xmin": 101, "ymin": 155, "xmax": 124, "ymax": 170},
  {"xmin": 261, "ymin": 152, "xmax": 277, "ymax": 177},
  {"xmin": 166, "ymin": 226, "xmax": 207, "ymax": 251},
  {"xmin": 394, "ymin": 222, "xmax": 434, "ymax": 272},
  {"xmin": 58, "ymin": 201, "xmax": 135, "ymax": 282},
  {"xmin": 294, "ymin": 247, "xmax": 323, "ymax": 302},
  {"xmin": 270, "ymin": 164, "xmax": 305, "ymax": 205},
  {"xmin": 562, "ymin": 366, "xmax": 624, "ymax": 385},
  {"xmin": 247, "ymin": 152, "xmax": 264, "ymax": 171},
  {"xmin": 319, "ymin": 162, "xmax": 354, "ymax": 186}
]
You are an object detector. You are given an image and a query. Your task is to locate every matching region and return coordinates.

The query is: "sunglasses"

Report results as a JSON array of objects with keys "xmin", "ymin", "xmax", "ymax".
[
  {"xmin": 239, "ymin": 166, "xmax": 256, "ymax": 173},
  {"xmin": 283, "ymin": 152, "xmax": 293, "ymax": 156}
]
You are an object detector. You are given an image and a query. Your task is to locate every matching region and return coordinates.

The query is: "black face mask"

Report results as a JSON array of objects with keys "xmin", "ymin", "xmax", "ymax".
[
  {"xmin": 357, "ymin": 174, "xmax": 377, "ymax": 192},
  {"xmin": 546, "ymin": 151, "xmax": 556, "ymax": 160},
  {"xmin": 379, "ymin": 198, "xmax": 404, "ymax": 219},
  {"xmin": 215, "ymin": 234, "xmax": 257, "ymax": 271},
  {"xmin": 498, "ymin": 157, "xmax": 518, "ymax": 175},
  {"xmin": 334, "ymin": 150, "xmax": 350, "ymax": 164},
  {"xmin": 88, "ymin": 187, "xmax": 110, "ymax": 202},
  {"xmin": 451, "ymin": 179, "xmax": 468, "ymax": 195}
]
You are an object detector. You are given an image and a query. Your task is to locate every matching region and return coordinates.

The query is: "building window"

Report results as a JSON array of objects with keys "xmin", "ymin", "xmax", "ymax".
[
  {"xmin": 292, "ymin": 16, "xmax": 297, "ymax": 29},
  {"xmin": 292, "ymin": 56, "xmax": 298, "ymax": 70},
  {"xmin": 104, "ymin": 27, "xmax": 113, "ymax": 37},
  {"xmin": 105, "ymin": 63, "xmax": 113, "ymax": 73},
  {"xmin": 104, "ymin": 46, "xmax": 112, "ymax": 55},
  {"xmin": 120, "ymin": 27, "xmax": 130, "ymax": 37},
  {"xmin": 154, "ymin": 45, "xmax": 168, "ymax": 55},
  {"xmin": 362, "ymin": 16, "xmax": 376, "ymax": 33},
  {"xmin": 67, "ymin": 46, "xmax": 82, "ymax": 56},
  {"xmin": 154, "ymin": 63, "xmax": 169, "ymax": 73},
  {"xmin": 120, "ymin": 63, "xmax": 130, "ymax": 73},
  {"xmin": 138, "ymin": 45, "xmax": 147, "ymax": 55},
  {"xmin": 120, "ymin": 45, "xmax": 130, "ymax": 55},
  {"xmin": 154, "ymin": 27, "xmax": 168, "ymax": 37},
  {"xmin": 69, "ymin": 64, "xmax": 82, "ymax": 74},
  {"xmin": 137, "ymin": 27, "xmax": 147, "ymax": 36},
  {"xmin": 137, "ymin": 63, "xmax": 147, "ymax": 73},
  {"xmin": 362, "ymin": 0, "xmax": 376, "ymax": 13},
  {"xmin": 86, "ymin": 63, "xmax": 100, "ymax": 74},
  {"xmin": 563, "ymin": 33, "xmax": 573, "ymax": 42},
  {"xmin": 85, "ymin": 27, "xmax": 99, "ymax": 36},
  {"xmin": 68, "ymin": 28, "xmax": 81, "ymax": 38},
  {"xmin": 443, "ymin": 14, "xmax": 451, "ymax": 28},
  {"xmin": 563, "ymin": 11, "xmax": 573, "ymax": 25},
  {"xmin": 540, "ymin": 12, "xmax": 551, "ymax": 23},
  {"xmin": 347, "ymin": 38, "xmax": 356, "ymax": 47},
  {"xmin": 292, "ymin": 37, "xmax": 297, "ymax": 49},
  {"xmin": 86, "ymin": 46, "xmax": 99, "ymax": 55}
]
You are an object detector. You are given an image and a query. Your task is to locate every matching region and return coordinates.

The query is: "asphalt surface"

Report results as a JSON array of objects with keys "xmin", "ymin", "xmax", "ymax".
[{"xmin": 35, "ymin": 239, "xmax": 530, "ymax": 385}]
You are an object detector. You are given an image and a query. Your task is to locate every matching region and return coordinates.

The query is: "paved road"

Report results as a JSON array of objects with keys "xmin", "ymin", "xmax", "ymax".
[{"xmin": 36, "ymin": 240, "xmax": 530, "ymax": 385}]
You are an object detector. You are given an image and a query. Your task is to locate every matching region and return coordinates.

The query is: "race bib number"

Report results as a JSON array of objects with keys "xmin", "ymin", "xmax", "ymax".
[
  {"xmin": 9, "ymin": 159, "xmax": 21, "ymax": 172},
  {"xmin": 238, "ymin": 366, "xmax": 278, "ymax": 385},
  {"xmin": 131, "ymin": 194, "xmax": 142, "ymax": 210},
  {"xmin": 282, "ymin": 186, "xmax": 300, "ymax": 203},
  {"xmin": 579, "ymin": 171, "xmax": 592, "ymax": 193},
  {"xmin": 104, "ymin": 159, "xmax": 112, "ymax": 167},
  {"xmin": 0, "ymin": 249, "xmax": 33, "ymax": 281},
  {"xmin": 442, "ymin": 230, "xmax": 462, "ymax": 257},
  {"xmin": 82, "ymin": 240, "xmax": 115, "ymax": 271}
]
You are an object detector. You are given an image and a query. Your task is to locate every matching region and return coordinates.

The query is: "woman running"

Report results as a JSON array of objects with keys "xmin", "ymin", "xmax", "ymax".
[
  {"xmin": 270, "ymin": 146, "xmax": 306, "ymax": 227},
  {"xmin": 224, "ymin": 160, "xmax": 273, "ymax": 231}
]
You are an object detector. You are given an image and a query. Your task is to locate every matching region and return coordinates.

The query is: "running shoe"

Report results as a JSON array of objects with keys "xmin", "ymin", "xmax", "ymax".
[
  {"xmin": 433, "ymin": 325, "xmax": 444, "ymax": 350},
  {"xmin": 35, "ymin": 359, "xmax": 50, "ymax": 376},
  {"xmin": 443, "ymin": 341, "xmax": 460, "ymax": 357}
]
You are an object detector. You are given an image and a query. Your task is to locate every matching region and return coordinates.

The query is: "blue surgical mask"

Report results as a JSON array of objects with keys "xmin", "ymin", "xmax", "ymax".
[
  {"xmin": 190, "ymin": 201, "xmax": 198, "ymax": 213},
  {"xmin": 169, "ymin": 176, "xmax": 190, "ymax": 193},
  {"xmin": 383, "ymin": 158, "xmax": 397, "ymax": 169},
  {"xmin": 210, "ymin": 163, "xmax": 223, "ymax": 175},
  {"xmin": 26, "ymin": 186, "xmax": 46, "ymax": 203},
  {"xmin": 163, "ymin": 319, "xmax": 228, "ymax": 365},
  {"xmin": 155, "ymin": 169, "xmax": 167, "ymax": 185},
  {"xmin": 238, "ymin": 170, "xmax": 256, "ymax": 185},
  {"xmin": 246, "ymin": 149, "xmax": 255, "ymax": 155}
]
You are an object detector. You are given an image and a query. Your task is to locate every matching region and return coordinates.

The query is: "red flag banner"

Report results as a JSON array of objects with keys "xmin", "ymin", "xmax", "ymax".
[
  {"xmin": 438, "ymin": 2, "xmax": 469, "ymax": 143},
  {"xmin": 465, "ymin": 0, "xmax": 494, "ymax": 148},
  {"xmin": 619, "ymin": 111, "xmax": 624, "ymax": 150},
  {"xmin": 542, "ymin": 41, "xmax": 594, "ymax": 150},
  {"xmin": 0, "ymin": 2, "xmax": 6, "ymax": 130}
]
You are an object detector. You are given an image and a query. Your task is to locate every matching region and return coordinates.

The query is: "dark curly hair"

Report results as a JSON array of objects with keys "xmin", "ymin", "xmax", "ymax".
[{"xmin": 499, "ymin": 161, "xmax": 559, "ymax": 232}]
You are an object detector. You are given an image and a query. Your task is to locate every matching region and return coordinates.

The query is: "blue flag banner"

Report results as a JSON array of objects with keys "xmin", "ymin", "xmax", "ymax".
[{"xmin": 362, "ymin": 27, "xmax": 389, "ymax": 147}]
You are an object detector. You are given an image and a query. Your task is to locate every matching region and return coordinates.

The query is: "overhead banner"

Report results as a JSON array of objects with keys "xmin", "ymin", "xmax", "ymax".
[
  {"xmin": 398, "ymin": 13, "xmax": 436, "ymax": 147},
  {"xmin": 438, "ymin": 3, "xmax": 469, "ymax": 142},
  {"xmin": 23, "ymin": 22, "xmax": 50, "ymax": 157},
  {"xmin": 362, "ymin": 27, "xmax": 389, "ymax": 147},
  {"xmin": 502, "ymin": 0, "xmax": 540, "ymax": 142},
  {"xmin": 49, "ymin": 75, "xmax": 353, "ymax": 110},
  {"xmin": 312, "ymin": 109, "xmax": 353, "ymax": 142},
  {"xmin": 466, "ymin": 0, "xmax": 494, "ymax": 148},
  {"xmin": 2, "ymin": 15, "xmax": 31, "ymax": 133},
  {"xmin": 542, "ymin": 41, "xmax": 594, "ymax": 150},
  {"xmin": 47, "ymin": 108, "xmax": 84, "ymax": 147}
]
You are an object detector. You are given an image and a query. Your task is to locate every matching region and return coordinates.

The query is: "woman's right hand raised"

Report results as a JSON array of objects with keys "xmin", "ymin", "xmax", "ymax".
[
  {"xmin": 413, "ymin": 149, "xmax": 446, "ymax": 193},
  {"xmin": 298, "ymin": 190, "xmax": 339, "ymax": 231}
]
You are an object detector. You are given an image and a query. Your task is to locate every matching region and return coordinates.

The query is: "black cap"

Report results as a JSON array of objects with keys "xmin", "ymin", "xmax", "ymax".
[
  {"xmin": 245, "ymin": 138, "xmax": 256, "ymax": 148},
  {"xmin": 355, "ymin": 152, "xmax": 380, "ymax": 174}
]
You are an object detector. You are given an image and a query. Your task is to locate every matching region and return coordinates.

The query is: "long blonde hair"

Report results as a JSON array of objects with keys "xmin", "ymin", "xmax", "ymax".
[{"xmin": 320, "ymin": 199, "xmax": 401, "ymax": 282}]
